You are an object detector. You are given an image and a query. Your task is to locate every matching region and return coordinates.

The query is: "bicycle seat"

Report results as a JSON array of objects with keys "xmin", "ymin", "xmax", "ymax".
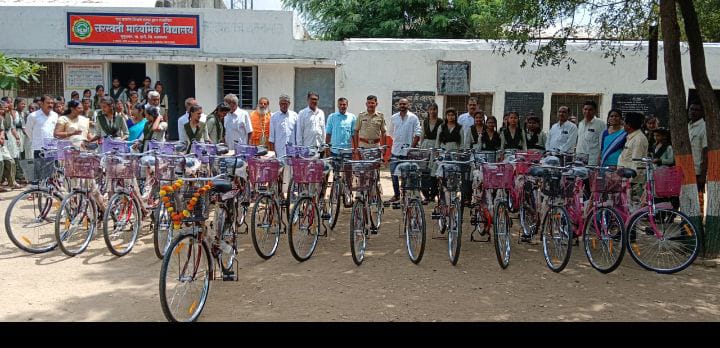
[
  {"xmin": 528, "ymin": 166, "xmax": 547, "ymax": 177},
  {"xmin": 568, "ymin": 167, "xmax": 589, "ymax": 179},
  {"xmin": 85, "ymin": 143, "xmax": 99, "ymax": 151},
  {"xmin": 212, "ymin": 179, "xmax": 233, "ymax": 193},
  {"xmin": 216, "ymin": 145, "xmax": 230, "ymax": 155},
  {"xmin": 617, "ymin": 167, "xmax": 637, "ymax": 179},
  {"xmin": 174, "ymin": 143, "xmax": 187, "ymax": 153}
]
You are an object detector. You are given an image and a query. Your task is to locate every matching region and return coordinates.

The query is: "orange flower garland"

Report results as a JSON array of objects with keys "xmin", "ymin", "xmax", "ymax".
[{"xmin": 158, "ymin": 179, "xmax": 214, "ymax": 230}]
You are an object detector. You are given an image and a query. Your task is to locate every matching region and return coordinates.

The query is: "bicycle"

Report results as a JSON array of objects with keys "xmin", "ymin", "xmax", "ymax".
[
  {"xmin": 618, "ymin": 158, "xmax": 700, "ymax": 274},
  {"xmin": 247, "ymin": 157, "xmax": 285, "ymax": 259},
  {"xmin": 286, "ymin": 156, "xmax": 328, "ymax": 262},
  {"xmin": 158, "ymin": 174, "xmax": 228, "ymax": 322},
  {"xmin": 53, "ymin": 148, "xmax": 103, "ymax": 257},
  {"xmin": 393, "ymin": 148, "xmax": 432, "ymax": 264},
  {"xmin": 481, "ymin": 161, "xmax": 515, "ymax": 269},
  {"xmin": 357, "ymin": 146, "xmax": 386, "ymax": 229},
  {"xmin": 325, "ymin": 147, "xmax": 354, "ymax": 230},
  {"xmin": 152, "ymin": 153, "xmax": 190, "ymax": 259},
  {"xmin": 4, "ymin": 146, "xmax": 69, "ymax": 254},
  {"xmin": 345, "ymin": 159, "xmax": 382, "ymax": 265},
  {"xmin": 432, "ymin": 150, "xmax": 473, "ymax": 265}
]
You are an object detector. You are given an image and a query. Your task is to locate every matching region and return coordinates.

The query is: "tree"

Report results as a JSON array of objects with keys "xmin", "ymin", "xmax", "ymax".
[{"xmin": 0, "ymin": 53, "xmax": 45, "ymax": 91}]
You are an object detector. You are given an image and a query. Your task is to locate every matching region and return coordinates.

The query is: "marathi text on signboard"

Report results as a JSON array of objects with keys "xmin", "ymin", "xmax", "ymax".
[
  {"xmin": 67, "ymin": 12, "xmax": 200, "ymax": 48},
  {"xmin": 437, "ymin": 61, "xmax": 470, "ymax": 96},
  {"xmin": 64, "ymin": 63, "xmax": 105, "ymax": 96}
]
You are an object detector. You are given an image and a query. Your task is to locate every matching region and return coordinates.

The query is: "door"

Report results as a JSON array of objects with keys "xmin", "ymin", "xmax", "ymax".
[
  {"xmin": 159, "ymin": 64, "xmax": 195, "ymax": 140},
  {"xmin": 294, "ymin": 68, "xmax": 335, "ymax": 115}
]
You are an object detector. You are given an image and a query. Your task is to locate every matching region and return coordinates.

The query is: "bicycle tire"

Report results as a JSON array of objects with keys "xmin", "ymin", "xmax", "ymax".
[
  {"xmin": 288, "ymin": 197, "xmax": 320, "ymax": 262},
  {"xmin": 519, "ymin": 186, "xmax": 539, "ymax": 241},
  {"xmin": 583, "ymin": 207, "xmax": 625, "ymax": 274},
  {"xmin": 493, "ymin": 201, "xmax": 511, "ymax": 269},
  {"xmin": 350, "ymin": 200, "xmax": 366, "ymax": 265},
  {"xmin": 5, "ymin": 188, "xmax": 63, "ymax": 253},
  {"xmin": 214, "ymin": 204, "xmax": 237, "ymax": 273},
  {"xmin": 55, "ymin": 191, "xmax": 97, "ymax": 257},
  {"xmin": 250, "ymin": 194, "xmax": 281, "ymax": 259},
  {"xmin": 153, "ymin": 203, "xmax": 172, "ymax": 259},
  {"xmin": 328, "ymin": 180, "xmax": 341, "ymax": 230},
  {"xmin": 404, "ymin": 198, "xmax": 426, "ymax": 264},
  {"xmin": 368, "ymin": 182, "xmax": 383, "ymax": 228},
  {"xmin": 540, "ymin": 206, "xmax": 572, "ymax": 273},
  {"xmin": 103, "ymin": 192, "xmax": 141, "ymax": 257},
  {"xmin": 626, "ymin": 208, "xmax": 700, "ymax": 274},
  {"xmin": 448, "ymin": 199, "xmax": 462, "ymax": 265},
  {"xmin": 159, "ymin": 234, "xmax": 211, "ymax": 322}
]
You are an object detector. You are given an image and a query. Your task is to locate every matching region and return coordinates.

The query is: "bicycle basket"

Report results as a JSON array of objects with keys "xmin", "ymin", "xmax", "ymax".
[
  {"xmin": 400, "ymin": 165, "xmax": 423, "ymax": 190},
  {"xmin": 440, "ymin": 164, "xmax": 466, "ymax": 192},
  {"xmin": 106, "ymin": 153, "xmax": 140, "ymax": 180},
  {"xmin": 540, "ymin": 170, "xmax": 574, "ymax": 198},
  {"xmin": 191, "ymin": 142, "xmax": 217, "ymax": 164},
  {"xmin": 212, "ymin": 156, "xmax": 244, "ymax": 177},
  {"xmin": 286, "ymin": 144, "xmax": 312, "ymax": 158},
  {"xmin": 175, "ymin": 183, "xmax": 211, "ymax": 222},
  {"xmin": 289, "ymin": 158, "xmax": 325, "ymax": 184},
  {"xmin": 148, "ymin": 140, "xmax": 177, "ymax": 155},
  {"xmin": 248, "ymin": 158, "xmax": 280, "ymax": 185},
  {"xmin": 101, "ymin": 138, "xmax": 132, "ymax": 154},
  {"xmin": 590, "ymin": 169, "xmax": 624, "ymax": 193},
  {"xmin": 19, "ymin": 158, "xmax": 55, "ymax": 182},
  {"xmin": 156, "ymin": 155, "xmax": 185, "ymax": 181},
  {"xmin": 473, "ymin": 150, "xmax": 498, "ymax": 164},
  {"xmin": 654, "ymin": 166, "xmax": 683, "ymax": 198},
  {"xmin": 405, "ymin": 148, "xmax": 432, "ymax": 161},
  {"xmin": 359, "ymin": 148, "xmax": 384, "ymax": 161},
  {"xmin": 344, "ymin": 162, "xmax": 379, "ymax": 192},
  {"xmin": 482, "ymin": 163, "xmax": 515, "ymax": 190},
  {"xmin": 63, "ymin": 149, "xmax": 101, "ymax": 179},
  {"xmin": 41, "ymin": 138, "xmax": 73, "ymax": 160}
]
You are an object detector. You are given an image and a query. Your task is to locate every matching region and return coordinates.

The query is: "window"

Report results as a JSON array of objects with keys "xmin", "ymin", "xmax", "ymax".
[
  {"xmin": 17, "ymin": 62, "xmax": 63, "ymax": 98},
  {"xmin": 444, "ymin": 93, "xmax": 494, "ymax": 116},
  {"xmin": 219, "ymin": 65, "xmax": 257, "ymax": 109},
  {"xmin": 550, "ymin": 93, "xmax": 601, "ymax": 125}
]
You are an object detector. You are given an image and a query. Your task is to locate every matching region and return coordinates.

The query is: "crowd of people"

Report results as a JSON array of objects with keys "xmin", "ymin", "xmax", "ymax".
[{"xmin": 0, "ymin": 84, "xmax": 709, "ymax": 209}]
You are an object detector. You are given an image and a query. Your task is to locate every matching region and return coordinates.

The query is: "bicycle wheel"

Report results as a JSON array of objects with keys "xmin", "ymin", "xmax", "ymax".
[
  {"xmin": 626, "ymin": 208, "xmax": 700, "ymax": 274},
  {"xmin": 214, "ymin": 205, "xmax": 237, "ymax": 273},
  {"xmin": 583, "ymin": 207, "xmax": 625, "ymax": 274},
  {"xmin": 448, "ymin": 198, "xmax": 462, "ymax": 265},
  {"xmin": 153, "ymin": 203, "xmax": 173, "ymax": 259},
  {"xmin": 5, "ymin": 188, "xmax": 63, "ymax": 253},
  {"xmin": 103, "ymin": 193, "xmax": 141, "ymax": 257},
  {"xmin": 350, "ymin": 200, "xmax": 366, "ymax": 265},
  {"xmin": 328, "ymin": 180, "xmax": 341, "ymax": 230},
  {"xmin": 55, "ymin": 191, "xmax": 97, "ymax": 257},
  {"xmin": 288, "ymin": 197, "xmax": 320, "ymax": 262},
  {"xmin": 540, "ymin": 206, "xmax": 572, "ymax": 272},
  {"xmin": 493, "ymin": 201, "xmax": 511, "ymax": 269},
  {"xmin": 368, "ymin": 182, "xmax": 383, "ymax": 228},
  {"xmin": 251, "ymin": 194, "xmax": 281, "ymax": 259},
  {"xmin": 404, "ymin": 198, "xmax": 426, "ymax": 264},
  {"xmin": 519, "ymin": 185, "xmax": 539, "ymax": 240},
  {"xmin": 159, "ymin": 234, "xmax": 211, "ymax": 322}
]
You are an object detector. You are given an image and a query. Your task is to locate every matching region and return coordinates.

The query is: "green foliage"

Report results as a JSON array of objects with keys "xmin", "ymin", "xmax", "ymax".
[{"xmin": 0, "ymin": 53, "xmax": 45, "ymax": 91}]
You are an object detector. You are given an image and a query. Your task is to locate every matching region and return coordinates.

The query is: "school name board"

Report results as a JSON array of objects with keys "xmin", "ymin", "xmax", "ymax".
[
  {"xmin": 437, "ymin": 61, "xmax": 470, "ymax": 95},
  {"xmin": 67, "ymin": 13, "xmax": 200, "ymax": 48}
]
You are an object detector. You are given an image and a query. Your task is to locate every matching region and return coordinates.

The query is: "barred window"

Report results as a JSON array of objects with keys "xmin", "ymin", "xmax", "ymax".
[
  {"xmin": 550, "ymin": 93, "xmax": 602, "ymax": 125},
  {"xmin": 17, "ymin": 62, "xmax": 64, "ymax": 98},
  {"xmin": 444, "ymin": 93, "xmax": 494, "ymax": 116},
  {"xmin": 219, "ymin": 65, "xmax": 257, "ymax": 109}
]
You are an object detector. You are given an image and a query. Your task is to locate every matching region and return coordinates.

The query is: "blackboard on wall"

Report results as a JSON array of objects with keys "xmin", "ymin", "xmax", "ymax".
[
  {"xmin": 392, "ymin": 91, "xmax": 436, "ymax": 122},
  {"xmin": 504, "ymin": 92, "xmax": 545, "ymax": 127},
  {"xmin": 437, "ymin": 61, "xmax": 470, "ymax": 95},
  {"xmin": 611, "ymin": 94, "xmax": 669, "ymax": 127}
]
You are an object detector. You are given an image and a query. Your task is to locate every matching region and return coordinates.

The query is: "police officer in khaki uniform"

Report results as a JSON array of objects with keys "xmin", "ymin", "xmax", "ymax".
[{"xmin": 353, "ymin": 95, "xmax": 386, "ymax": 149}]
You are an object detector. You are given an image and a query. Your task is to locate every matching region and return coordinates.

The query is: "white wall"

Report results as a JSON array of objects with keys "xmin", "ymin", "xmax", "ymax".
[
  {"xmin": 194, "ymin": 62, "xmax": 217, "ymax": 110},
  {"xmin": 257, "ymin": 65, "xmax": 295, "ymax": 110}
]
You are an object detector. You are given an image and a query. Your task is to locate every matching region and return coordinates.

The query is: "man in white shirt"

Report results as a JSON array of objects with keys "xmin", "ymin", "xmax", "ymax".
[
  {"xmin": 269, "ymin": 94, "xmax": 298, "ymax": 160},
  {"xmin": 223, "ymin": 93, "xmax": 253, "ymax": 147},
  {"xmin": 546, "ymin": 106, "xmax": 578, "ymax": 154},
  {"xmin": 389, "ymin": 98, "xmax": 422, "ymax": 202},
  {"xmin": 575, "ymin": 100, "xmax": 605, "ymax": 166},
  {"xmin": 458, "ymin": 97, "xmax": 480, "ymax": 128},
  {"xmin": 295, "ymin": 92, "xmax": 325, "ymax": 150},
  {"xmin": 176, "ymin": 97, "xmax": 206, "ymax": 143},
  {"xmin": 25, "ymin": 95, "xmax": 59, "ymax": 159}
]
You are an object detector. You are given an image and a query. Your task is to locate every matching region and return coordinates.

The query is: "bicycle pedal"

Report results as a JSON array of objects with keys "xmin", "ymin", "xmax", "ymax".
[
  {"xmin": 382, "ymin": 202, "xmax": 391, "ymax": 208},
  {"xmin": 241, "ymin": 202, "xmax": 250, "ymax": 207},
  {"xmin": 222, "ymin": 271, "xmax": 236, "ymax": 281},
  {"xmin": 321, "ymin": 213, "xmax": 331, "ymax": 220},
  {"xmin": 370, "ymin": 228, "xmax": 378, "ymax": 235},
  {"xmin": 470, "ymin": 217, "xmax": 479, "ymax": 225},
  {"xmin": 391, "ymin": 203, "xmax": 401, "ymax": 210},
  {"xmin": 431, "ymin": 213, "xmax": 442, "ymax": 220}
]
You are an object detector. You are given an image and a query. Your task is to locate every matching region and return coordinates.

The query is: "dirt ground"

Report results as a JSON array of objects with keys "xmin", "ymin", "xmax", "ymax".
[{"xmin": 1, "ymin": 169, "xmax": 719, "ymax": 322}]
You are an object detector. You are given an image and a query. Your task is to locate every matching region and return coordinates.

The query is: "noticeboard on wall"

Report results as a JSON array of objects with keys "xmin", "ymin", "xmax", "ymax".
[
  {"xmin": 504, "ymin": 92, "xmax": 545, "ymax": 127},
  {"xmin": 437, "ymin": 61, "xmax": 470, "ymax": 96},
  {"xmin": 611, "ymin": 94, "xmax": 669, "ymax": 127},
  {"xmin": 391, "ymin": 91, "xmax": 436, "ymax": 122},
  {"xmin": 64, "ymin": 63, "xmax": 105, "ymax": 96}
]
